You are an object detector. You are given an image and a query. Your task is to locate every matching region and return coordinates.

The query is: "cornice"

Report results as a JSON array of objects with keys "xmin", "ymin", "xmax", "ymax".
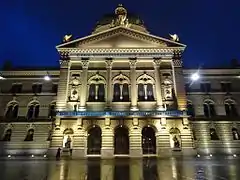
[
  {"xmin": 0, "ymin": 70, "xmax": 60, "ymax": 77},
  {"xmin": 57, "ymin": 48, "xmax": 183, "ymax": 58}
]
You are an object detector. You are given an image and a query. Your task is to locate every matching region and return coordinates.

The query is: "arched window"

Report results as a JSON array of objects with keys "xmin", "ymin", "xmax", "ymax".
[
  {"xmin": 232, "ymin": 128, "xmax": 240, "ymax": 140},
  {"xmin": 187, "ymin": 101, "xmax": 195, "ymax": 117},
  {"xmin": 142, "ymin": 126, "xmax": 156, "ymax": 154},
  {"xmin": 2, "ymin": 129, "xmax": 12, "ymax": 141},
  {"xmin": 114, "ymin": 126, "xmax": 129, "ymax": 154},
  {"xmin": 5, "ymin": 102, "xmax": 19, "ymax": 119},
  {"xmin": 225, "ymin": 100, "xmax": 238, "ymax": 117},
  {"xmin": 88, "ymin": 74, "xmax": 106, "ymax": 102},
  {"xmin": 210, "ymin": 128, "xmax": 219, "ymax": 140},
  {"xmin": 27, "ymin": 102, "xmax": 40, "ymax": 119},
  {"xmin": 48, "ymin": 102, "xmax": 56, "ymax": 118},
  {"xmin": 87, "ymin": 126, "xmax": 102, "ymax": 154},
  {"xmin": 203, "ymin": 100, "xmax": 216, "ymax": 118},
  {"xmin": 112, "ymin": 74, "xmax": 130, "ymax": 102},
  {"xmin": 24, "ymin": 129, "xmax": 34, "ymax": 141},
  {"xmin": 137, "ymin": 74, "xmax": 155, "ymax": 101}
]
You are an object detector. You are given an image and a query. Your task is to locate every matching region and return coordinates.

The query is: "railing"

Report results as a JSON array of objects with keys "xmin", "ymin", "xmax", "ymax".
[{"xmin": 57, "ymin": 110, "xmax": 185, "ymax": 117}]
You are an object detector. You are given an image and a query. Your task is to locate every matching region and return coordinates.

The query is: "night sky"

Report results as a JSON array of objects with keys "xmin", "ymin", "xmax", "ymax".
[{"xmin": 1, "ymin": 0, "xmax": 240, "ymax": 68}]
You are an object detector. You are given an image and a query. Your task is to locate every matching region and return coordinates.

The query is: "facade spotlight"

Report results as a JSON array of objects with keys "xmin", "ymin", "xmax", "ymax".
[
  {"xmin": 31, "ymin": 154, "xmax": 34, "ymax": 158},
  {"xmin": 233, "ymin": 154, "xmax": 237, "ymax": 157},
  {"xmin": 197, "ymin": 154, "xmax": 200, "ymax": 157},
  {"xmin": 44, "ymin": 75, "xmax": 51, "ymax": 81},
  {"xmin": 191, "ymin": 72, "xmax": 200, "ymax": 81},
  {"xmin": 43, "ymin": 154, "xmax": 47, "ymax": 158},
  {"xmin": 7, "ymin": 155, "xmax": 11, "ymax": 158},
  {"xmin": 0, "ymin": 75, "xmax": 6, "ymax": 80},
  {"xmin": 209, "ymin": 154, "xmax": 212, "ymax": 157}
]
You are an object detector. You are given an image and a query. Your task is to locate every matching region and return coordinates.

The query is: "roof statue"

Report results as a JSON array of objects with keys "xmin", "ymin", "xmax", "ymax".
[
  {"xmin": 110, "ymin": 4, "xmax": 130, "ymax": 28},
  {"xmin": 169, "ymin": 34, "xmax": 179, "ymax": 42},
  {"xmin": 63, "ymin": 34, "xmax": 73, "ymax": 43}
]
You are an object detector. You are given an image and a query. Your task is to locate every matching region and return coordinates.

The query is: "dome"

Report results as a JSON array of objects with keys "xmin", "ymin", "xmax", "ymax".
[{"xmin": 92, "ymin": 4, "xmax": 148, "ymax": 34}]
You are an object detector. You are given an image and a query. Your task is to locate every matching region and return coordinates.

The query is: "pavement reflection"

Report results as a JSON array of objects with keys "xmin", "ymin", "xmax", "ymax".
[{"xmin": 0, "ymin": 157, "xmax": 239, "ymax": 180}]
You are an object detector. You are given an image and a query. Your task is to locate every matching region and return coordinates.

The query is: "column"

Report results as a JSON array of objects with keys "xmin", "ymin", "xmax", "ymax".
[
  {"xmin": 153, "ymin": 58, "xmax": 164, "ymax": 110},
  {"xmin": 79, "ymin": 58, "xmax": 89, "ymax": 111},
  {"xmin": 56, "ymin": 58, "xmax": 71, "ymax": 111},
  {"xmin": 172, "ymin": 52, "xmax": 187, "ymax": 111},
  {"xmin": 129, "ymin": 58, "xmax": 138, "ymax": 111},
  {"xmin": 105, "ymin": 58, "xmax": 113, "ymax": 110},
  {"xmin": 129, "ymin": 118, "xmax": 142, "ymax": 157}
]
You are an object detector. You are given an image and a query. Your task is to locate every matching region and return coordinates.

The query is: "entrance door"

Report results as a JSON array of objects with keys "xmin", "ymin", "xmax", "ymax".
[{"xmin": 114, "ymin": 126, "xmax": 129, "ymax": 154}]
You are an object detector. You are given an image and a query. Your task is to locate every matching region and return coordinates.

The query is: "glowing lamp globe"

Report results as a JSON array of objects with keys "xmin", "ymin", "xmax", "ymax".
[{"xmin": 191, "ymin": 72, "xmax": 199, "ymax": 81}]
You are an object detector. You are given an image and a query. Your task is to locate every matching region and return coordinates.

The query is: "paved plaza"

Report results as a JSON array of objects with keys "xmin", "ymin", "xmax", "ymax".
[{"xmin": 0, "ymin": 157, "xmax": 239, "ymax": 180}]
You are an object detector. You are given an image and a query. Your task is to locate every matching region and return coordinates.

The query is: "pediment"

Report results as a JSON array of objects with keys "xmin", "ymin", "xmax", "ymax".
[
  {"xmin": 79, "ymin": 33, "xmax": 163, "ymax": 48},
  {"xmin": 56, "ymin": 26, "xmax": 186, "ymax": 49}
]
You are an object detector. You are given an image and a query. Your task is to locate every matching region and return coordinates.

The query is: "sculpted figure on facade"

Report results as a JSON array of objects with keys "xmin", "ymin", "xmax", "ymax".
[
  {"xmin": 111, "ymin": 4, "xmax": 129, "ymax": 27},
  {"xmin": 162, "ymin": 79, "xmax": 173, "ymax": 100}
]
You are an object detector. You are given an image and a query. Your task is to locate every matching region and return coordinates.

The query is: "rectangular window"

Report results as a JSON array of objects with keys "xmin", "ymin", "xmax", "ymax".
[
  {"xmin": 52, "ymin": 84, "xmax": 58, "ymax": 93},
  {"xmin": 200, "ymin": 83, "xmax": 211, "ymax": 92},
  {"xmin": 11, "ymin": 84, "xmax": 22, "ymax": 93},
  {"xmin": 221, "ymin": 82, "xmax": 231, "ymax": 92},
  {"xmin": 32, "ymin": 84, "xmax": 42, "ymax": 94},
  {"xmin": 185, "ymin": 83, "xmax": 190, "ymax": 92}
]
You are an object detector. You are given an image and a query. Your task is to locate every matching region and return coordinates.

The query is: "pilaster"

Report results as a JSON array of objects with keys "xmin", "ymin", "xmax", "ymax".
[
  {"xmin": 101, "ymin": 117, "xmax": 114, "ymax": 158},
  {"xmin": 172, "ymin": 51, "xmax": 187, "ymax": 111},
  {"xmin": 153, "ymin": 58, "xmax": 164, "ymax": 110},
  {"xmin": 129, "ymin": 58, "xmax": 138, "ymax": 111},
  {"xmin": 79, "ymin": 58, "xmax": 89, "ymax": 111},
  {"xmin": 56, "ymin": 56, "xmax": 71, "ymax": 111},
  {"xmin": 129, "ymin": 118, "xmax": 142, "ymax": 157},
  {"xmin": 72, "ymin": 118, "xmax": 85, "ymax": 158},
  {"xmin": 105, "ymin": 58, "xmax": 113, "ymax": 110}
]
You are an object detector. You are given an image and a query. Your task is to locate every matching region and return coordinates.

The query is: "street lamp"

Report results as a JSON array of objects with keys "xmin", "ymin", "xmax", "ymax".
[
  {"xmin": 190, "ymin": 72, "xmax": 200, "ymax": 81},
  {"xmin": 44, "ymin": 71, "xmax": 51, "ymax": 81},
  {"xmin": 44, "ymin": 75, "xmax": 51, "ymax": 81}
]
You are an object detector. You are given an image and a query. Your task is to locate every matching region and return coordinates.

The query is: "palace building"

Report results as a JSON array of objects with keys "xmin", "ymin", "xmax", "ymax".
[{"xmin": 0, "ymin": 5, "xmax": 239, "ymax": 158}]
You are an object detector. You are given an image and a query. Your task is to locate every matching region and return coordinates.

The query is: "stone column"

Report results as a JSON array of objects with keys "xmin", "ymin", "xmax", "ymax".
[
  {"xmin": 105, "ymin": 58, "xmax": 113, "ymax": 110},
  {"xmin": 129, "ymin": 58, "xmax": 138, "ymax": 111},
  {"xmin": 101, "ymin": 117, "xmax": 114, "ymax": 158},
  {"xmin": 153, "ymin": 58, "xmax": 164, "ymax": 110},
  {"xmin": 172, "ymin": 52, "xmax": 187, "ymax": 111},
  {"xmin": 79, "ymin": 58, "xmax": 89, "ymax": 111},
  {"xmin": 56, "ymin": 56, "xmax": 71, "ymax": 111},
  {"xmin": 129, "ymin": 118, "xmax": 142, "ymax": 157}
]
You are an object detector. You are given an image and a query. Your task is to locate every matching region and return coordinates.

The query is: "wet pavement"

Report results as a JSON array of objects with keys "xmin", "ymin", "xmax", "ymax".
[{"xmin": 0, "ymin": 157, "xmax": 239, "ymax": 180}]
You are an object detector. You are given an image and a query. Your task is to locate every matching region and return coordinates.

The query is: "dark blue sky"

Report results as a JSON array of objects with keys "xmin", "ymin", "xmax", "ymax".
[{"xmin": 1, "ymin": 0, "xmax": 240, "ymax": 68}]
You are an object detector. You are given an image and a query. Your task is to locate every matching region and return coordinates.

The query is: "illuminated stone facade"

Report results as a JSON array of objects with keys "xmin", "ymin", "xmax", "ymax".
[{"xmin": 0, "ymin": 5, "xmax": 239, "ymax": 158}]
